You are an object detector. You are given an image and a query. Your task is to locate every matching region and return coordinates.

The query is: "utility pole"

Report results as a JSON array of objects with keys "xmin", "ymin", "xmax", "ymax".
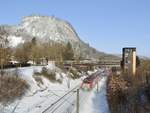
[
  {"xmin": 67, "ymin": 74, "xmax": 70, "ymax": 89},
  {"xmin": 76, "ymin": 89, "xmax": 80, "ymax": 113},
  {"xmin": 97, "ymin": 80, "xmax": 99, "ymax": 93},
  {"xmin": 68, "ymin": 62, "xmax": 73, "ymax": 89}
]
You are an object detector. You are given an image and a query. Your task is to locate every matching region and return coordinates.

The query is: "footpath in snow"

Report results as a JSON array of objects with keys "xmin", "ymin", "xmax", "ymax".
[{"xmin": 80, "ymin": 76, "xmax": 110, "ymax": 113}]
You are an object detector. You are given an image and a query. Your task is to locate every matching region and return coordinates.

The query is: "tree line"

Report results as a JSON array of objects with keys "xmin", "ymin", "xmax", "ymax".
[
  {"xmin": 15, "ymin": 37, "xmax": 74, "ymax": 64},
  {"xmin": 0, "ymin": 27, "xmax": 75, "ymax": 69}
]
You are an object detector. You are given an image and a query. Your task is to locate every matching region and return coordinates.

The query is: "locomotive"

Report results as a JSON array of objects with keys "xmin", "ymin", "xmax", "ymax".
[{"xmin": 81, "ymin": 74, "xmax": 100, "ymax": 90}]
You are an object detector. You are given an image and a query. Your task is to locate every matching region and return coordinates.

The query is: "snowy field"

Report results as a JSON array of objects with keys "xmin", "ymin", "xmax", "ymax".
[
  {"xmin": 0, "ymin": 64, "xmax": 109, "ymax": 113},
  {"xmin": 80, "ymin": 76, "xmax": 110, "ymax": 113}
]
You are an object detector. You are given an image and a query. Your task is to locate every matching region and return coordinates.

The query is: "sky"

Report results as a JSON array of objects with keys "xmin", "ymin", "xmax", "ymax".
[{"xmin": 0, "ymin": 0, "xmax": 150, "ymax": 57}]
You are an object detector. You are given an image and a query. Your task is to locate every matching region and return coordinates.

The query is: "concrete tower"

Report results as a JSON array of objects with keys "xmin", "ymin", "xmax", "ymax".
[{"xmin": 122, "ymin": 47, "xmax": 136, "ymax": 76}]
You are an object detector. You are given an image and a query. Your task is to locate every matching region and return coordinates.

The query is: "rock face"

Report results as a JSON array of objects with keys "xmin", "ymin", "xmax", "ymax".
[
  {"xmin": 0, "ymin": 15, "xmax": 119, "ymax": 60},
  {"xmin": 19, "ymin": 16, "xmax": 80, "ymax": 43}
]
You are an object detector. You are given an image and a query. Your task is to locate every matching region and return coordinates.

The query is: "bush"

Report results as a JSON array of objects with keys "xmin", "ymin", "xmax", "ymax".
[
  {"xmin": 34, "ymin": 67, "xmax": 58, "ymax": 83},
  {"xmin": 69, "ymin": 68, "xmax": 80, "ymax": 79},
  {"xmin": 145, "ymin": 84, "xmax": 150, "ymax": 101},
  {"xmin": 107, "ymin": 74, "xmax": 150, "ymax": 113},
  {"xmin": 0, "ymin": 75, "xmax": 28, "ymax": 104},
  {"xmin": 107, "ymin": 75, "xmax": 128, "ymax": 113}
]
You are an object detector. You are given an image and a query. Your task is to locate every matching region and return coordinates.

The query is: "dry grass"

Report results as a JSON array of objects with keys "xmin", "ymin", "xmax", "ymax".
[
  {"xmin": 0, "ymin": 75, "xmax": 28, "ymax": 104},
  {"xmin": 107, "ymin": 75, "xmax": 128, "ymax": 113},
  {"xmin": 107, "ymin": 73, "xmax": 150, "ymax": 113}
]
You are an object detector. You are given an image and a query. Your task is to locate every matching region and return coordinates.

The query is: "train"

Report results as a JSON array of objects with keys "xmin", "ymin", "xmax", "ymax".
[{"xmin": 81, "ymin": 73, "xmax": 100, "ymax": 90}]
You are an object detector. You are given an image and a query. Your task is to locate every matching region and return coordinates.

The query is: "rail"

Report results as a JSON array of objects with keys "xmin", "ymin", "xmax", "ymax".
[{"xmin": 42, "ymin": 84, "xmax": 80, "ymax": 113}]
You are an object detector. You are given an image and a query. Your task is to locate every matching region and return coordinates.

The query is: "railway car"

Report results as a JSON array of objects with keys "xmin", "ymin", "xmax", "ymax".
[{"xmin": 81, "ymin": 74, "xmax": 100, "ymax": 90}]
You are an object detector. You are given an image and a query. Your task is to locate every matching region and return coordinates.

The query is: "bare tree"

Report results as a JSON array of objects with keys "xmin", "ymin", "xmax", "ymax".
[
  {"xmin": 31, "ymin": 44, "xmax": 43, "ymax": 65},
  {"xmin": 14, "ymin": 42, "xmax": 31, "ymax": 64},
  {"xmin": 0, "ymin": 26, "xmax": 10, "ymax": 75}
]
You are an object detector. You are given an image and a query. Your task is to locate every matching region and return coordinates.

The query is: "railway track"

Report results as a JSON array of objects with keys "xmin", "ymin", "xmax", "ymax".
[
  {"xmin": 42, "ymin": 85, "xmax": 80, "ymax": 113},
  {"xmin": 42, "ymin": 70, "xmax": 105, "ymax": 113}
]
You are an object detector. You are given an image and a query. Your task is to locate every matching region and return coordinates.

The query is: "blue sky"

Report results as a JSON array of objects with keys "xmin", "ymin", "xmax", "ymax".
[{"xmin": 0, "ymin": 0, "xmax": 150, "ymax": 57}]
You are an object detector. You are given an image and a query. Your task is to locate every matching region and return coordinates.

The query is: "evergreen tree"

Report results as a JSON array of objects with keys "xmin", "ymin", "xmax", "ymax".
[
  {"xmin": 31, "ymin": 37, "xmax": 37, "ymax": 45},
  {"xmin": 63, "ymin": 42, "xmax": 74, "ymax": 60}
]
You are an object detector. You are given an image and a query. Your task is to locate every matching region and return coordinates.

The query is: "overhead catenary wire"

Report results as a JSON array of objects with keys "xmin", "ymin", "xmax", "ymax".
[
  {"xmin": 42, "ymin": 84, "xmax": 80, "ymax": 113},
  {"xmin": 48, "ymin": 89, "xmax": 69, "ymax": 92},
  {"xmin": 24, "ymin": 93, "xmax": 55, "ymax": 113},
  {"xmin": 48, "ymin": 91, "xmax": 76, "ymax": 113},
  {"xmin": 48, "ymin": 89, "xmax": 75, "ymax": 105}
]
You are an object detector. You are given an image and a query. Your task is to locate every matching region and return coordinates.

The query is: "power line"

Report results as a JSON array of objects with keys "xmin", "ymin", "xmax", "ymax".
[
  {"xmin": 49, "ymin": 92, "xmax": 76, "ymax": 113},
  {"xmin": 48, "ymin": 89, "xmax": 75, "ymax": 105},
  {"xmin": 42, "ymin": 84, "xmax": 80, "ymax": 113}
]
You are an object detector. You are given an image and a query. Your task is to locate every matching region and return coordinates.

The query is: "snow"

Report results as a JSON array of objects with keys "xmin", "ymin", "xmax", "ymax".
[
  {"xmin": 9, "ymin": 61, "xmax": 19, "ymax": 64},
  {"xmin": 7, "ymin": 35, "xmax": 24, "ymax": 47},
  {"xmin": 80, "ymin": 76, "xmax": 110, "ymax": 113},
  {"xmin": 0, "ymin": 64, "xmax": 81, "ymax": 113},
  {"xmin": 0, "ymin": 64, "xmax": 109, "ymax": 113},
  {"xmin": 20, "ymin": 15, "xmax": 80, "ymax": 43}
]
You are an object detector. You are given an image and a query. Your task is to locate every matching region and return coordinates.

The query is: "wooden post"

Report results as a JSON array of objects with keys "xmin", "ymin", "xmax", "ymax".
[
  {"xmin": 67, "ymin": 76, "xmax": 70, "ymax": 89},
  {"xmin": 76, "ymin": 89, "xmax": 79, "ymax": 113}
]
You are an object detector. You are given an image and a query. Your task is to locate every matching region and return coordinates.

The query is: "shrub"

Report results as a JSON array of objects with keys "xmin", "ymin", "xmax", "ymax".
[
  {"xmin": 69, "ymin": 68, "xmax": 80, "ymax": 79},
  {"xmin": 34, "ymin": 67, "xmax": 58, "ymax": 83},
  {"xmin": 0, "ymin": 75, "xmax": 28, "ymax": 104},
  {"xmin": 145, "ymin": 84, "xmax": 150, "ymax": 101},
  {"xmin": 107, "ymin": 74, "xmax": 150, "ymax": 113},
  {"xmin": 107, "ymin": 75, "xmax": 128, "ymax": 113}
]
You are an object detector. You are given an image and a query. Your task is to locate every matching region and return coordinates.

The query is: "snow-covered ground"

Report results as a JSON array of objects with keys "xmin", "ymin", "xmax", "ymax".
[
  {"xmin": 0, "ymin": 64, "xmax": 81, "ymax": 113},
  {"xmin": 80, "ymin": 76, "xmax": 110, "ymax": 113},
  {"xmin": 0, "ymin": 64, "xmax": 109, "ymax": 113}
]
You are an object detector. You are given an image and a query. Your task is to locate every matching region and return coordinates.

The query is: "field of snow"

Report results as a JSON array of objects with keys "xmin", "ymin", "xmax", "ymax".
[
  {"xmin": 0, "ymin": 64, "xmax": 81, "ymax": 113},
  {"xmin": 0, "ymin": 64, "xmax": 109, "ymax": 113}
]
